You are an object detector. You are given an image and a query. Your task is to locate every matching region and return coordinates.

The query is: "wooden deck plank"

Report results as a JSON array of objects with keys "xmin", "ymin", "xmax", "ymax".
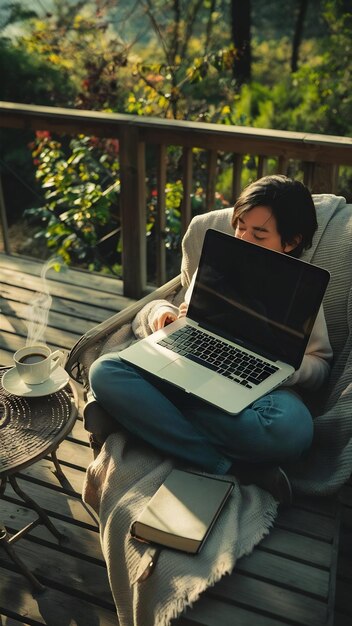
[
  {"xmin": 1, "ymin": 317, "xmax": 81, "ymax": 349},
  {"xmin": 0, "ymin": 252, "xmax": 130, "ymax": 297},
  {"xmin": 0, "ymin": 567, "xmax": 117, "ymax": 626},
  {"xmin": 0, "ymin": 617, "xmax": 31, "ymax": 626},
  {"xmin": 16, "ymin": 456, "xmax": 90, "ymax": 499},
  {"xmin": 0, "ymin": 268, "xmax": 122, "ymax": 311},
  {"xmin": 335, "ymin": 481, "xmax": 352, "ymax": 619},
  {"xmin": 0, "ymin": 261, "xmax": 135, "ymax": 311},
  {"xmin": 53, "ymin": 440, "xmax": 92, "ymax": 471},
  {"xmin": 237, "ymin": 550, "xmax": 329, "ymax": 599},
  {"xmin": 1, "ymin": 281, "xmax": 119, "ymax": 324},
  {"xmin": 206, "ymin": 572, "xmax": 329, "ymax": 626},
  {"xmin": 259, "ymin": 528, "xmax": 332, "ymax": 568},
  {"xmin": 176, "ymin": 595, "xmax": 290, "ymax": 626},
  {"xmin": 0, "ymin": 499, "xmax": 102, "ymax": 563},
  {"xmin": 275, "ymin": 507, "xmax": 336, "ymax": 542},
  {"xmin": 4, "ymin": 478, "xmax": 99, "ymax": 529},
  {"xmin": 293, "ymin": 494, "xmax": 339, "ymax": 517},
  {"xmin": 1, "ymin": 253, "xmax": 349, "ymax": 625},
  {"xmin": 0, "ymin": 411, "xmax": 114, "ymax": 625},
  {"xmin": 0, "ymin": 252, "xmax": 136, "ymax": 370},
  {"xmin": 1, "ymin": 298, "xmax": 97, "ymax": 335},
  {"xmin": 0, "ymin": 532, "xmax": 114, "ymax": 608}
]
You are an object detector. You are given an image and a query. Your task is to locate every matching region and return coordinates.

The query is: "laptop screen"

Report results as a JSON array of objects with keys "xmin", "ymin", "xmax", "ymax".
[{"xmin": 187, "ymin": 229, "xmax": 330, "ymax": 369}]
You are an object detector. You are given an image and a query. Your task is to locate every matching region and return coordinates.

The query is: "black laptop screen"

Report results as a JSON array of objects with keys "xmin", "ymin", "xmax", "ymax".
[{"xmin": 187, "ymin": 229, "xmax": 330, "ymax": 369}]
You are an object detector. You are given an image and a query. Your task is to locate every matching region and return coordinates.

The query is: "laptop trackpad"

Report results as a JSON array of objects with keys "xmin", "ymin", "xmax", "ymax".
[{"xmin": 159, "ymin": 358, "xmax": 213, "ymax": 392}]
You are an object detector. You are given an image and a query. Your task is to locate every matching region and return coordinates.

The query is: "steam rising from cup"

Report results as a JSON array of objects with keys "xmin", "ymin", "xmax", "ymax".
[{"xmin": 25, "ymin": 257, "xmax": 62, "ymax": 347}]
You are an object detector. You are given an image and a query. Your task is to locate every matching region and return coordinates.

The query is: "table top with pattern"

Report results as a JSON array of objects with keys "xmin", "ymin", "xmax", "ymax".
[{"xmin": 0, "ymin": 367, "xmax": 77, "ymax": 476}]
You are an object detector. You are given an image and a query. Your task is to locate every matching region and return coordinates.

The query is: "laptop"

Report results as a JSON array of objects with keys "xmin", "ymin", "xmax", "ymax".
[{"xmin": 119, "ymin": 229, "xmax": 330, "ymax": 414}]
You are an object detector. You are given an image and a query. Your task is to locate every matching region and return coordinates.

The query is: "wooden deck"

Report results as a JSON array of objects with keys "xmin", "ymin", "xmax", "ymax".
[{"xmin": 1, "ymin": 253, "xmax": 351, "ymax": 626}]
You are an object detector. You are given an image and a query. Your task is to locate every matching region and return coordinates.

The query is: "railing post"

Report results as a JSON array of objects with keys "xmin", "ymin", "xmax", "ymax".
[
  {"xmin": 277, "ymin": 156, "xmax": 289, "ymax": 175},
  {"xmin": 257, "ymin": 155, "xmax": 268, "ymax": 178},
  {"xmin": 303, "ymin": 162, "xmax": 315, "ymax": 190},
  {"xmin": 156, "ymin": 144, "xmax": 167, "ymax": 286},
  {"xmin": 0, "ymin": 174, "xmax": 11, "ymax": 254},
  {"xmin": 310, "ymin": 163, "xmax": 339, "ymax": 194},
  {"xmin": 205, "ymin": 150, "xmax": 217, "ymax": 212},
  {"xmin": 181, "ymin": 147, "xmax": 193, "ymax": 237},
  {"xmin": 119, "ymin": 125, "xmax": 146, "ymax": 299},
  {"xmin": 231, "ymin": 154, "xmax": 243, "ymax": 203}
]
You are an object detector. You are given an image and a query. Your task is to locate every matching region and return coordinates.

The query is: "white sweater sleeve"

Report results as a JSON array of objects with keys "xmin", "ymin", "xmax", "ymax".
[
  {"xmin": 284, "ymin": 305, "xmax": 333, "ymax": 390},
  {"xmin": 132, "ymin": 299, "xmax": 179, "ymax": 338},
  {"xmin": 148, "ymin": 303, "xmax": 179, "ymax": 332}
]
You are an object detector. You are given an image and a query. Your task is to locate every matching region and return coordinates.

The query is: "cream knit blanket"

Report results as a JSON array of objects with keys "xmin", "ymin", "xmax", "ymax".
[{"xmin": 83, "ymin": 433, "xmax": 278, "ymax": 626}]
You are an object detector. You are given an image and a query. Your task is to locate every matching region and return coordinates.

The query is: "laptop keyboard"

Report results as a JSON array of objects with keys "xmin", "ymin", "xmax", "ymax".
[{"xmin": 157, "ymin": 326, "xmax": 279, "ymax": 388}]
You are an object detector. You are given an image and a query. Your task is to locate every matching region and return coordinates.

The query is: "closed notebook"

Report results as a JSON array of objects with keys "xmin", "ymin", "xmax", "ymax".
[{"xmin": 130, "ymin": 469, "xmax": 234, "ymax": 554}]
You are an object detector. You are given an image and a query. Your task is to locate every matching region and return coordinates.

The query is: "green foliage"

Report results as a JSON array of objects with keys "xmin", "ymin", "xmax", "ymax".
[
  {"xmin": 0, "ymin": 1, "xmax": 36, "ymax": 30},
  {"xmin": 147, "ymin": 180, "xmax": 183, "ymax": 251},
  {"xmin": 2, "ymin": 0, "xmax": 352, "ymax": 279},
  {"xmin": 0, "ymin": 0, "xmax": 129, "ymax": 259},
  {"xmin": 124, "ymin": 0, "xmax": 239, "ymax": 120},
  {"xmin": 26, "ymin": 132, "xmax": 121, "ymax": 273},
  {"xmin": 3, "ymin": 0, "xmax": 129, "ymax": 111},
  {"xmin": 146, "ymin": 173, "xmax": 230, "ymax": 281},
  {"xmin": 0, "ymin": 34, "xmax": 78, "ymax": 224},
  {"xmin": 0, "ymin": 39, "xmax": 76, "ymax": 105},
  {"xmin": 231, "ymin": 2, "xmax": 352, "ymax": 136}
]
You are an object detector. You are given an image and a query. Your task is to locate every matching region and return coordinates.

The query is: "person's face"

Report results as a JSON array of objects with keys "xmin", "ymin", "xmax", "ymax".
[{"xmin": 234, "ymin": 205, "xmax": 299, "ymax": 253}]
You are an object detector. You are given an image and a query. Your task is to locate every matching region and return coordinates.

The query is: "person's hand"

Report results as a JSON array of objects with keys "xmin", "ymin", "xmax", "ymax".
[
  {"xmin": 152, "ymin": 311, "xmax": 178, "ymax": 331},
  {"xmin": 178, "ymin": 302, "xmax": 188, "ymax": 318}
]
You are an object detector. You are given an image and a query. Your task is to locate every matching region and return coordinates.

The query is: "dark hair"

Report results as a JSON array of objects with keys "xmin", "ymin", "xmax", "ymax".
[{"xmin": 231, "ymin": 175, "xmax": 317, "ymax": 258}]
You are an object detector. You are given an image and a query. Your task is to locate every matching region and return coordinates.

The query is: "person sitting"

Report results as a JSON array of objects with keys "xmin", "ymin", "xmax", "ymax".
[{"xmin": 88, "ymin": 175, "xmax": 333, "ymax": 504}]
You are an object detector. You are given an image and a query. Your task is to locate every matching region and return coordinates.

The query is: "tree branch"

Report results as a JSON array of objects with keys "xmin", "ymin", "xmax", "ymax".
[
  {"xmin": 142, "ymin": 0, "xmax": 171, "ymax": 65},
  {"xmin": 291, "ymin": 0, "xmax": 309, "ymax": 72},
  {"xmin": 205, "ymin": 0, "xmax": 217, "ymax": 54},
  {"xmin": 179, "ymin": 0, "xmax": 203, "ymax": 60}
]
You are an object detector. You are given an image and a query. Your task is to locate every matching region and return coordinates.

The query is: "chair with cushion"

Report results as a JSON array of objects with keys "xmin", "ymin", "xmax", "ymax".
[{"xmin": 66, "ymin": 193, "xmax": 352, "ymax": 626}]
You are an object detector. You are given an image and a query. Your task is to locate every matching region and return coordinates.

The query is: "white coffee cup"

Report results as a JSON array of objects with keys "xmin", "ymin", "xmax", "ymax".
[{"xmin": 14, "ymin": 345, "xmax": 65, "ymax": 385}]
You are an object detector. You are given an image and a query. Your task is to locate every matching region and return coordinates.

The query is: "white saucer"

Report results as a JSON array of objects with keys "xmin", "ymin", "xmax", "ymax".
[{"xmin": 2, "ymin": 366, "xmax": 70, "ymax": 398}]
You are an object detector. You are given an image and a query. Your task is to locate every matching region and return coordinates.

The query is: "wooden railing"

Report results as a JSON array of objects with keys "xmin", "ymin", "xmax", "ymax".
[{"xmin": 0, "ymin": 101, "xmax": 351, "ymax": 298}]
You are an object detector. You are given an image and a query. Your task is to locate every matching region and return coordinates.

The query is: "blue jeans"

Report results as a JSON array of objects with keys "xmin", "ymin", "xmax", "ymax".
[{"xmin": 89, "ymin": 353, "xmax": 313, "ymax": 474}]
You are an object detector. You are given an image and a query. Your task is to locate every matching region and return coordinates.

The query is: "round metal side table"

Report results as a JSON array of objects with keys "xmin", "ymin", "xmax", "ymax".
[{"xmin": 0, "ymin": 366, "xmax": 78, "ymax": 593}]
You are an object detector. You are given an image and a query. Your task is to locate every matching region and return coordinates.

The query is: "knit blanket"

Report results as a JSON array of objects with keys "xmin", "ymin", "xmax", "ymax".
[{"xmin": 83, "ymin": 433, "xmax": 278, "ymax": 626}]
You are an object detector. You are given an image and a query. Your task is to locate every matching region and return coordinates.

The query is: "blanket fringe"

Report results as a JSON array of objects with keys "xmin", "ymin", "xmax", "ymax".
[{"xmin": 155, "ymin": 497, "xmax": 278, "ymax": 626}]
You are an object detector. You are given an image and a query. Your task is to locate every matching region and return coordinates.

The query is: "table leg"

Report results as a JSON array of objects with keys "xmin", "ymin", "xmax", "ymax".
[
  {"xmin": 51, "ymin": 449, "xmax": 65, "ymax": 478},
  {"xmin": 0, "ymin": 522, "xmax": 45, "ymax": 594},
  {"xmin": 9, "ymin": 475, "xmax": 64, "ymax": 542},
  {"xmin": 0, "ymin": 476, "xmax": 6, "ymax": 498}
]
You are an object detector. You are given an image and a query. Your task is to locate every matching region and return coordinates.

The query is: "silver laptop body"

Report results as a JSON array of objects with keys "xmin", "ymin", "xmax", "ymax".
[{"xmin": 119, "ymin": 229, "xmax": 330, "ymax": 414}]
